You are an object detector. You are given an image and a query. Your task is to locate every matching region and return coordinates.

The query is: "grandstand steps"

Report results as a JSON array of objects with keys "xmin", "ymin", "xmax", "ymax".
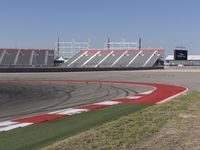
[
  {"xmin": 67, "ymin": 51, "xmax": 88, "ymax": 67},
  {"xmin": 13, "ymin": 50, "xmax": 20, "ymax": 65},
  {"xmin": 95, "ymin": 51, "xmax": 114, "ymax": 68},
  {"xmin": 29, "ymin": 50, "xmax": 34, "ymax": 65},
  {"xmin": 0, "ymin": 50, "xmax": 6, "ymax": 64},
  {"xmin": 144, "ymin": 51, "xmax": 161, "ymax": 67},
  {"xmin": 111, "ymin": 51, "xmax": 128, "ymax": 67},
  {"xmin": 126, "ymin": 51, "xmax": 142, "ymax": 67}
]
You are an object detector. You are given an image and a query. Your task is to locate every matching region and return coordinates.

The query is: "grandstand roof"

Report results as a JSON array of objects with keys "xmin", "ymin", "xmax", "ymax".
[
  {"xmin": 81, "ymin": 49, "xmax": 164, "ymax": 53},
  {"xmin": 0, "ymin": 48, "xmax": 54, "ymax": 52}
]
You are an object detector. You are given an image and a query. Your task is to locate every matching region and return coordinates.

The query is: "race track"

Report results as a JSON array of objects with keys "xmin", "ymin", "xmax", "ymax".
[
  {"xmin": 0, "ymin": 69, "xmax": 199, "ymax": 128},
  {"xmin": 0, "ymin": 80, "xmax": 151, "ymax": 121}
]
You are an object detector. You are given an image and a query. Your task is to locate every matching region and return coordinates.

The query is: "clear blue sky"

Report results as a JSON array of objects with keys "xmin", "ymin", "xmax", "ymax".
[{"xmin": 0, "ymin": 0, "xmax": 200, "ymax": 55}]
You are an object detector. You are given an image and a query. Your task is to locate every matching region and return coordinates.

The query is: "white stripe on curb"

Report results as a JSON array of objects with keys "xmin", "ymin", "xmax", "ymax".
[
  {"xmin": 0, "ymin": 123, "xmax": 32, "ymax": 132},
  {"xmin": 139, "ymin": 87, "xmax": 156, "ymax": 95},
  {"xmin": 95, "ymin": 101, "xmax": 121, "ymax": 105},
  {"xmin": 48, "ymin": 108, "xmax": 89, "ymax": 115},
  {"xmin": 0, "ymin": 121, "xmax": 18, "ymax": 127},
  {"xmin": 126, "ymin": 96, "xmax": 142, "ymax": 99},
  {"xmin": 140, "ymin": 90, "xmax": 154, "ymax": 95}
]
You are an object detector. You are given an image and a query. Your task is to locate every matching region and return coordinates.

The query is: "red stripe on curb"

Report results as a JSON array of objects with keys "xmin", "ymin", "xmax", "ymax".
[
  {"xmin": 113, "ymin": 98, "xmax": 142, "ymax": 103},
  {"xmin": 14, "ymin": 114, "xmax": 65, "ymax": 124},
  {"xmin": 133, "ymin": 84, "xmax": 186, "ymax": 104},
  {"xmin": 114, "ymin": 84, "xmax": 186, "ymax": 104}
]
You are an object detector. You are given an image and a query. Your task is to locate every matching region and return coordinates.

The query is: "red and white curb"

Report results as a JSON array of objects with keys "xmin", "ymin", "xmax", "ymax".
[
  {"xmin": 0, "ymin": 80, "xmax": 188, "ymax": 132},
  {"xmin": 0, "ymin": 121, "xmax": 32, "ymax": 132}
]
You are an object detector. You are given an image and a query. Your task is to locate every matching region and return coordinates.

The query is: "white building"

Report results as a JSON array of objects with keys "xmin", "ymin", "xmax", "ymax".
[{"xmin": 165, "ymin": 55, "xmax": 200, "ymax": 66}]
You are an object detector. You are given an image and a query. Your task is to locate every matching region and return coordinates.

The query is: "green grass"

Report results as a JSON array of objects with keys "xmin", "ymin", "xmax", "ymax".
[
  {"xmin": 0, "ymin": 103, "xmax": 151, "ymax": 150},
  {"xmin": 42, "ymin": 91, "xmax": 200, "ymax": 150}
]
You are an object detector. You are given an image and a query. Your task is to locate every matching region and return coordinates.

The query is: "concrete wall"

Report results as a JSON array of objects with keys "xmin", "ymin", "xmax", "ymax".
[{"xmin": 0, "ymin": 66, "xmax": 164, "ymax": 73}]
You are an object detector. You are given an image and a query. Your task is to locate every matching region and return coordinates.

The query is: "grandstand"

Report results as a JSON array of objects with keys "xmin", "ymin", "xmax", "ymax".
[
  {"xmin": 0, "ymin": 39, "xmax": 164, "ymax": 71},
  {"xmin": 0, "ymin": 48, "xmax": 54, "ymax": 67},
  {"xmin": 65, "ymin": 49, "xmax": 164, "ymax": 68}
]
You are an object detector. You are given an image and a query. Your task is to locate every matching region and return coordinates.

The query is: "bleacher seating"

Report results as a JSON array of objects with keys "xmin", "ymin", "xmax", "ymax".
[
  {"xmin": 32, "ymin": 50, "xmax": 46, "ymax": 65},
  {"xmin": 99, "ymin": 50, "xmax": 124, "ymax": 67},
  {"xmin": 86, "ymin": 50, "xmax": 110, "ymax": 67},
  {"xmin": 47, "ymin": 51, "xmax": 55, "ymax": 65},
  {"xmin": 70, "ymin": 51, "xmax": 97, "ymax": 67},
  {"xmin": 16, "ymin": 50, "xmax": 32, "ymax": 65},
  {"xmin": 65, "ymin": 49, "xmax": 164, "ymax": 68},
  {"xmin": 128, "ymin": 50, "xmax": 153, "ymax": 67},
  {"xmin": 144, "ymin": 51, "xmax": 162, "ymax": 67},
  {"xmin": 0, "ymin": 48, "xmax": 163, "ymax": 68},
  {"xmin": 0, "ymin": 50, "xmax": 3, "ymax": 56},
  {"xmin": 0, "ymin": 50, "xmax": 6, "ymax": 65},
  {"xmin": 65, "ymin": 51, "xmax": 87, "ymax": 67},
  {"xmin": 0, "ymin": 48, "xmax": 54, "ymax": 67},
  {"xmin": 1, "ymin": 49, "xmax": 18, "ymax": 65},
  {"xmin": 112, "ymin": 50, "xmax": 138, "ymax": 67}
]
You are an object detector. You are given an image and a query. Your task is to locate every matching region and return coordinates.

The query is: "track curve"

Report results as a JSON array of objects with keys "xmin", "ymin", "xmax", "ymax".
[
  {"xmin": 0, "ymin": 80, "xmax": 187, "ymax": 132},
  {"xmin": 0, "ymin": 80, "xmax": 151, "ymax": 121}
]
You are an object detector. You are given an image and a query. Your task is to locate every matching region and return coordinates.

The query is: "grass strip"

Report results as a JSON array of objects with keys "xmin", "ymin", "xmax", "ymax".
[
  {"xmin": 42, "ymin": 91, "xmax": 200, "ymax": 150},
  {"xmin": 0, "ymin": 103, "xmax": 150, "ymax": 150}
]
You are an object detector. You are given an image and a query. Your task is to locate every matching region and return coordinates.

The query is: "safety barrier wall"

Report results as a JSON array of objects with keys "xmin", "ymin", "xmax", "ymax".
[{"xmin": 0, "ymin": 66, "xmax": 164, "ymax": 73}]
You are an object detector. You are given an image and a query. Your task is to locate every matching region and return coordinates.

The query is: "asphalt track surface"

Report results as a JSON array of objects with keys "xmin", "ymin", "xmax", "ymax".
[
  {"xmin": 0, "ymin": 80, "xmax": 151, "ymax": 121},
  {"xmin": 0, "ymin": 68, "xmax": 199, "ymax": 122}
]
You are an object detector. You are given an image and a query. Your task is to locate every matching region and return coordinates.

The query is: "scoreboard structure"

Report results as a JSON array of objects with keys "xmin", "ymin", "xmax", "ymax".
[{"xmin": 174, "ymin": 49, "xmax": 188, "ymax": 60}]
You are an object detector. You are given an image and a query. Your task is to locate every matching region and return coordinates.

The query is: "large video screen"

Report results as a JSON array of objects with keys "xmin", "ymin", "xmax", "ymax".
[{"xmin": 174, "ymin": 50, "xmax": 188, "ymax": 60}]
